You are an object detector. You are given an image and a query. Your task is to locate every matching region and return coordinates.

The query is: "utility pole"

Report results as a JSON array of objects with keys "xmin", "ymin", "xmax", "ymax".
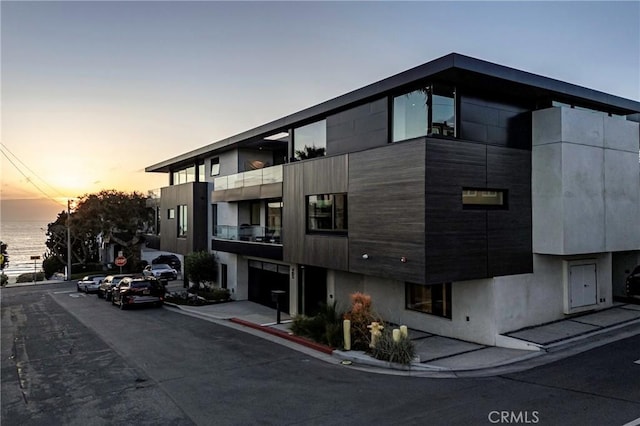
[{"xmin": 67, "ymin": 199, "xmax": 72, "ymax": 281}]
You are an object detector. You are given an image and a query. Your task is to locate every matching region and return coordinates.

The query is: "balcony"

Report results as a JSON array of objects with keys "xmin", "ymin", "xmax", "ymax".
[
  {"xmin": 214, "ymin": 225, "xmax": 282, "ymax": 245},
  {"xmin": 212, "ymin": 165, "xmax": 283, "ymax": 202},
  {"xmin": 212, "ymin": 225, "xmax": 283, "ymax": 260}
]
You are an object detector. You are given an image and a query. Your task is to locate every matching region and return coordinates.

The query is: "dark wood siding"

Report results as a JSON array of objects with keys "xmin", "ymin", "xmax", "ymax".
[
  {"xmin": 458, "ymin": 94, "xmax": 531, "ymax": 150},
  {"xmin": 425, "ymin": 139, "xmax": 487, "ymax": 283},
  {"xmin": 282, "ymin": 156, "xmax": 349, "ymax": 270},
  {"xmin": 425, "ymin": 138, "xmax": 532, "ymax": 283},
  {"xmin": 349, "ymin": 140, "xmax": 426, "ymax": 283},
  {"xmin": 486, "ymin": 146, "xmax": 532, "ymax": 276},
  {"xmin": 159, "ymin": 182, "xmax": 208, "ymax": 255},
  {"xmin": 326, "ymin": 98, "xmax": 388, "ymax": 156}
]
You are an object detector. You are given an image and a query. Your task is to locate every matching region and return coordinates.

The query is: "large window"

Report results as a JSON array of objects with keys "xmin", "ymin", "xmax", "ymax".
[
  {"xmin": 172, "ymin": 166, "xmax": 196, "ymax": 185},
  {"xmin": 294, "ymin": 120, "xmax": 326, "ymax": 160},
  {"xmin": 307, "ymin": 194, "xmax": 347, "ymax": 233},
  {"xmin": 406, "ymin": 282, "xmax": 452, "ymax": 319},
  {"xmin": 178, "ymin": 205, "xmax": 188, "ymax": 237},
  {"xmin": 393, "ymin": 85, "xmax": 455, "ymax": 142}
]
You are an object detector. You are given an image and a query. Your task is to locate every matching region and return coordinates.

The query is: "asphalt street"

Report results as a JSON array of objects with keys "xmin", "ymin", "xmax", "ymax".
[{"xmin": 2, "ymin": 282, "xmax": 639, "ymax": 425}]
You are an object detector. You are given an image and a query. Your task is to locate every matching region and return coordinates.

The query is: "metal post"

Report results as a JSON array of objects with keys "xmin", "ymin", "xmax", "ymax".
[{"xmin": 66, "ymin": 199, "xmax": 72, "ymax": 281}]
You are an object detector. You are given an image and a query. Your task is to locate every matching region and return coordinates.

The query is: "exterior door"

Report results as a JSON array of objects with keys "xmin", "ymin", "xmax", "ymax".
[{"xmin": 569, "ymin": 264, "xmax": 597, "ymax": 308}]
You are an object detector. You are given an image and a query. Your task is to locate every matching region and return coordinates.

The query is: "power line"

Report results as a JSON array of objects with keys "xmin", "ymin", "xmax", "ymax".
[
  {"xmin": 0, "ymin": 148, "xmax": 66, "ymax": 208},
  {"xmin": 0, "ymin": 142, "xmax": 67, "ymax": 199}
]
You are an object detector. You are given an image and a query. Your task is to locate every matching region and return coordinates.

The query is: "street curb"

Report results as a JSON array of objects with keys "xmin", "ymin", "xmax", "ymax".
[{"xmin": 229, "ymin": 318, "xmax": 334, "ymax": 355}]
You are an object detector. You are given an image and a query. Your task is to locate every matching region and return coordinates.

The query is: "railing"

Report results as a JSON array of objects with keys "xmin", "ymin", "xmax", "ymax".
[
  {"xmin": 214, "ymin": 225, "xmax": 282, "ymax": 245},
  {"xmin": 214, "ymin": 165, "xmax": 283, "ymax": 191}
]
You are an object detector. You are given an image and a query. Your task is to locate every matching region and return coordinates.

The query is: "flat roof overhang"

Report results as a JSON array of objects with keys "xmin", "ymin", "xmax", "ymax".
[{"xmin": 147, "ymin": 53, "xmax": 640, "ymax": 173}]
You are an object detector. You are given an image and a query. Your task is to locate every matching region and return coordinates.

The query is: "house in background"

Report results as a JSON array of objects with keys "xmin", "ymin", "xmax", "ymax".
[{"xmin": 146, "ymin": 53, "xmax": 640, "ymax": 347}]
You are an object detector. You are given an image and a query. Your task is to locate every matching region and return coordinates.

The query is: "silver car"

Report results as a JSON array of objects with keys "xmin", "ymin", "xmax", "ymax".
[{"xmin": 77, "ymin": 275, "xmax": 106, "ymax": 293}]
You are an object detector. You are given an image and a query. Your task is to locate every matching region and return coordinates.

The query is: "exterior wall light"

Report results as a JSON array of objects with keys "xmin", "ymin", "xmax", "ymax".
[
  {"xmin": 400, "ymin": 256, "xmax": 407, "ymax": 263},
  {"xmin": 362, "ymin": 254, "xmax": 369, "ymax": 259}
]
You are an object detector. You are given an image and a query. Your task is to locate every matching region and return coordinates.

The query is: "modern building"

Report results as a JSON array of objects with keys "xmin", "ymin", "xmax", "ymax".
[{"xmin": 146, "ymin": 53, "xmax": 640, "ymax": 347}]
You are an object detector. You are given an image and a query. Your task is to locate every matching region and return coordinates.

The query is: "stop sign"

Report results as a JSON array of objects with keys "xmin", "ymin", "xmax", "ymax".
[{"xmin": 114, "ymin": 256, "xmax": 127, "ymax": 267}]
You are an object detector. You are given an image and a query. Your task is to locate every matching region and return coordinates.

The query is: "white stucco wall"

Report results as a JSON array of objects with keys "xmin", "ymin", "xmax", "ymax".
[{"xmin": 532, "ymin": 107, "xmax": 640, "ymax": 255}]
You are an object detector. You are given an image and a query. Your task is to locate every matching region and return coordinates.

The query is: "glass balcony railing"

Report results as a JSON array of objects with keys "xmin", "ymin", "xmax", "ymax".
[
  {"xmin": 214, "ymin": 165, "xmax": 283, "ymax": 190},
  {"xmin": 214, "ymin": 225, "xmax": 282, "ymax": 245}
]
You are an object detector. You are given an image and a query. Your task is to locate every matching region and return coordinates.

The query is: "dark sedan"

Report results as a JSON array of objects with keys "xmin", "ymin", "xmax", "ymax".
[
  {"xmin": 626, "ymin": 265, "xmax": 640, "ymax": 297},
  {"xmin": 111, "ymin": 277, "xmax": 165, "ymax": 310},
  {"xmin": 98, "ymin": 274, "xmax": 134, "ymax": 300}
]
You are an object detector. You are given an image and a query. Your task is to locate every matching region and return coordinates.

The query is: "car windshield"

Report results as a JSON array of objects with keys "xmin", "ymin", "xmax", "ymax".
[
  {"xmin": 152, "ymin": 264, "xmax": 170, "ymax": 270},
  {"xmin": 131, "ymin": 281, "xmax": 152, "ymax": 288}
]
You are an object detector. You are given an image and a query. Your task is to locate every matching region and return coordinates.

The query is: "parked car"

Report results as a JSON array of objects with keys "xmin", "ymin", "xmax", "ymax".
[
  {"xmin": 98, "ymin": 274, "xmax": 134, "ymax": 300},
  {"xmin": 111, "ymin": 277, "xmax": 165, "ymax": 309},
  {"xmin": 77, "ymin": 275, "xmax": 106, "ymax": 293},
  {"xmin": 626, "ymin": 265, "xmax": 640, "ymax": 297},
  {"xmin": 152, "ymin": 254, "xmax": 181, "ymax": 272},
  {"xmin": 143, "ymin": 263, "xmax": 178, "ymax": 280}
]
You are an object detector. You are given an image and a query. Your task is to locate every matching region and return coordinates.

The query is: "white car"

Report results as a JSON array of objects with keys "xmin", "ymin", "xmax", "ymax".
[
  {"xmin": 142, "ymin": 264, "xmax": 177, "ymax": 280},
  {"xmin": 77, "ymin": 275, "xmax": 106, "ymax": 293}
]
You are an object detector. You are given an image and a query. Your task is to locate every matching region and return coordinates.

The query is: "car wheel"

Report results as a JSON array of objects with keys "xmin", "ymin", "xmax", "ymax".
[
  {"xmin": 111, "ymin": 296, "xmax": 116, "ymax": 306},
  {"xmin": 77, "ymin": 286, "xmax": 82, "ymax": 292},
  {"xmin": 119, "ymin": 298, "xmax": 126, "ymax": 310}
]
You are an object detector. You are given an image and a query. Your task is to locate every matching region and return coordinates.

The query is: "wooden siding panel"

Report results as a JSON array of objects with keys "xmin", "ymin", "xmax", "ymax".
[
  {"xmin": 283, "ymin": 156, "xmax": 349, "ymax": 270},
  {"xmin": 327, "ymin": 98, "xmax": 388, "ymax": 155},
  {"xmin": 487, "ymin": 146, "xmax": 533, "ymax": 276},
  {"xmin": 425, "ymin": 139, "xmax": 488, "ymax": 283},
  {"xmin": 349, "ymin": 140, "xmax": 426, "ymax": 283}
]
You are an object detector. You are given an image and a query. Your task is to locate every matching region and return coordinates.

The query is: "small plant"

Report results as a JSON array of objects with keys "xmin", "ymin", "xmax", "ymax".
[
  {"xmin": 290, "ymin": 301, "xmax": 343, "ymax": 348},
  {"xmin": 16, "ymin": 272, "xmax": 46, "ymax": 283},
  {"xmin": 343, "ymin": 292, "xmax": 382, "ymax": 351},
  {"xmin": 0, "ymin": 273, "xmax": 8, "ymax": 286},
  {"xmin": 370, "ymin": 327, "xmax": 416, "ymax": 366}
]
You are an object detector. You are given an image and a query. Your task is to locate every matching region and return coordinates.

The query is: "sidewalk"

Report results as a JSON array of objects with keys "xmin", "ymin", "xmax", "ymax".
[{"xmin": 163, "ymin": 282, "xmax": 640, "ymax": 377}]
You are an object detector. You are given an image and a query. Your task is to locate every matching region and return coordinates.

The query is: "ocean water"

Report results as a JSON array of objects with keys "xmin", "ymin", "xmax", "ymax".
[{"xmin": 0, "ymin": 221, "xmax": 49, "ymax": 277}]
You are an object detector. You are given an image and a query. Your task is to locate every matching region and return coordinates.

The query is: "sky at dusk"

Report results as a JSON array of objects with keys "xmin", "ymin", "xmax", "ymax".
[{"xmin": 1, "ymin": 1, "xmax": 639, "ymax": 218}]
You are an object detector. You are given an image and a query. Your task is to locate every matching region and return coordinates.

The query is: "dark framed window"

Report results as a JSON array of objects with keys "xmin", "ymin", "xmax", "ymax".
[
  {"xmin": 198, "ymin": 162, "xmax": 205, "ymax": 182},
  {"xmin": 211, "ymin": 204, "xmax": 218, "ymax": 236},
  {"xmin": 178, "ymin": 205, "xmax": 188, "ymax": 237},
  {"xmin": 307, "ymin": 194, "xmax": 347, "ymax": 233},
  {"xmin": 462, "ymin": 188, "xmax": 507, "ymax": 209},
  {"xmin": 210, "ymin": 157, "xmax": 220, "ymax": 176},
  {"xmin": 293, "ymin": 120, "xmax": 326, "ymax": 160},
  {"xmin": 392, "ymin": 84, "xmax": 455, "ymax": 142},
  {"xmin": 406, "ymin": 282, "xmax": 452, "ymax": 319},
  {"xmin": 167, "ymin": 208, "xmax": 175, "ymax": 219},
  {"xmin": 250, "ymin": 201, "xmax": 261, "ymax": 225}
]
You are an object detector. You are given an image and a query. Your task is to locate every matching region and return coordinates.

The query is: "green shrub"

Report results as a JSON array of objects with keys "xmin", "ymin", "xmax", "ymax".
[
  {"xmin": 16, "ymin": 272, "xmax": 46, "ymax": 283},
  {"xmin": 290, "ymin": 301, "xmax": 343, "ymax": 348},
  {"xmin": 0, "ymin": 273, "xmax": 8, "ymax": 286},
  {"xmin": 42, "ymin": 256, "xmax": 65, "ymax": 279},
  {"xmin": 370, "ymin": 328, "xmax": 416, "ymax": 366},
  {"xmin": 196, "ymin": 287, "xmax": 230, "ymax": 301}
]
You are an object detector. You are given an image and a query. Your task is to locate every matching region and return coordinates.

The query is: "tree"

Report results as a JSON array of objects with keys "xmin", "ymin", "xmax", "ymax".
[
  {"xmin": 184, "ymin": 251, "xmax": 218, "ymax": 291},
  {"xmin": 0, "ymin": 241, "xmax": 8, "ymax": 270},
  {"xmin": 44, "ymin": 190, "xmax": 154, "ymax": 272},
  {"xmin": 295, "ymin": 145, "xmax": 326, "ymax": 160}
]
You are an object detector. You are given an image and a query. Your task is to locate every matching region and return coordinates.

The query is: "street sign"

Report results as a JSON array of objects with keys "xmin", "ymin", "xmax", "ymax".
[
  {"xmin": 114, "ymin": 256, "xmax": 127, "ymax": 267},
  {"xmin": 30, "ymin": 255, "xmax": 41, "ymax": 260}
]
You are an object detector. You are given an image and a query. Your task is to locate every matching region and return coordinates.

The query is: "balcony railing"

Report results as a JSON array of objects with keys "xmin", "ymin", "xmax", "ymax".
[
  {"xmin": 214, "ymin": 165, "xmax": 283, "ymax": 190},
  {"xmin": 214, "ymin": 225, "xmax": 282, "ymax": 245}
]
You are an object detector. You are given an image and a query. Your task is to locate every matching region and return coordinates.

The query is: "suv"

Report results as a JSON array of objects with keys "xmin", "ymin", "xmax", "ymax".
[
  {"xmin": 111, "ymin": 277, "xmax": 165, "ymax": 309},
  {"xmin": 152, "ymin": 254, "xmax": 181, "ymax": 272},
  {"xmin": 143, "ymin": 264, "xmax": 178, "ymax": 280},
  {"xmin": 626, "ymin": 265, "xmax": 640, "ymax": 297}
]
